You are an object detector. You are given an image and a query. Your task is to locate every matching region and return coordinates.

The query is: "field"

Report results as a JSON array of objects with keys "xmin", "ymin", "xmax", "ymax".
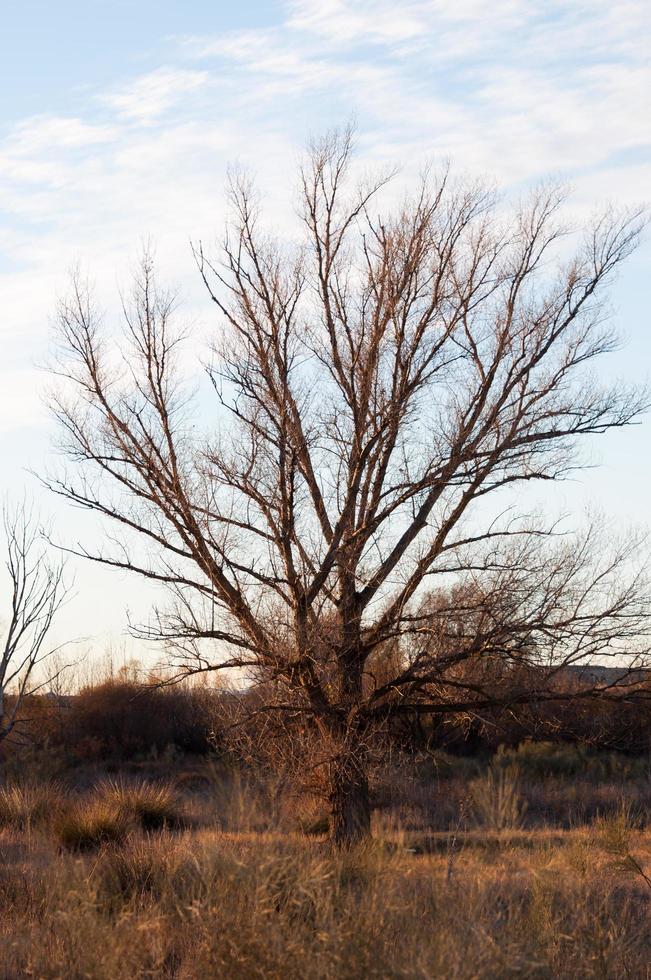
[{"xmin": 2, "ymin": 748, "xmax": 651, "ymax": 979}]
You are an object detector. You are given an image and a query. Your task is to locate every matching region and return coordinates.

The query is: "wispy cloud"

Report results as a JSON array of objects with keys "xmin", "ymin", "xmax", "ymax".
[
  {"xmin": 0, "ymin": 116, "xmax": 118, "ymax": 190},
  {"xmin": 285, "ymin": 0, "xmax": 526, "ymax": 52},
  {"xmin": 0, "ymin": 0, "xmax": 648, "ymax": 651},
  {"xmin": 100, "ymin": 67, "xmax": 212, "ymax": 123},
  {"xmin": 180, "ymin": 0, "xmax": 650, "ymax": 187},
  {"xmin": 1, "ymin": 0, "xmax": 649, "ymax": 442},
  {"xmin": 6, "ymin": 116, "xmax": 118, "ymax": 153}
]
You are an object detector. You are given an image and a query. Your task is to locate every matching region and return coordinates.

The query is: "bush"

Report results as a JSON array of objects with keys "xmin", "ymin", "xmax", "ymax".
[{"xmin": 60, "ymin": 679, "xmax": 215, "ymax": 761}]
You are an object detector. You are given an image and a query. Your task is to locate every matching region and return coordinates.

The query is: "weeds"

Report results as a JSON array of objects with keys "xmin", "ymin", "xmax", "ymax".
[
  {"xmin": 1, "ymin": 826, "xmax": 650, "ymax": 979},
  {"xmin": 1, "ymin": 770, "xmax": 651, "ymax": 977},
  {"xmin": 596, "ymin": 800, "xmax": 651, "ymax": 891},
  {"xmin": 468, "ymin": 764, "xmax": 527, "ymax": 832},
  {"xmin": 90, "ymin": 835, "xmax": 188, "ymax": 910}
]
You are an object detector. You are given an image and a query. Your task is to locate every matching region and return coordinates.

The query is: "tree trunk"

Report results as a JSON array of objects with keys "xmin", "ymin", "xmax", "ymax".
[{"xmin": 329, "ymin": 746, "xmax": 371, "ymax": 847}]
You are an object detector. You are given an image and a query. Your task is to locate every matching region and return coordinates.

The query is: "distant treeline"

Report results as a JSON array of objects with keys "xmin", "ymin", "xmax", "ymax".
[{"xmin": 2, "ymin": 665, "xmax": 651, "ymax": 769}]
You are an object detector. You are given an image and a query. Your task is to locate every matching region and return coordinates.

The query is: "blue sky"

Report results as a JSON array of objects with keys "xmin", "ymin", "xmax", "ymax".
[
  {"xmin": 1, "ymin": 0, "xmax": 650, "ymax": 661},
  {"xmin": 1, "ymin": 1, "xmax": 281, "ymax": 119}
]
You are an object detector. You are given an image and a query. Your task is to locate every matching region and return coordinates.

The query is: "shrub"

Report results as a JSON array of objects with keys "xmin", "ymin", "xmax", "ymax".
[{"xmin": 59, "ymin": 679, "xmax": 215, "ymax": 762}]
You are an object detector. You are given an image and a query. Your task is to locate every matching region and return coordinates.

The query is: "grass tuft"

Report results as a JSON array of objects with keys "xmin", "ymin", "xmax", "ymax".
[
  {"xmin": 56, "ymin": 800, "xmax": 131, "ymax": 851},
  {"xmin": 0, "ymin": 782, "xmax": 65, "ymax": 830},
  {"xmin": 94, "ymin": 777, "xmax": 188, "ymax": 831},
  {"xmin": 469, "ymin": 764, "xmax": 527, "ymax": 832}
]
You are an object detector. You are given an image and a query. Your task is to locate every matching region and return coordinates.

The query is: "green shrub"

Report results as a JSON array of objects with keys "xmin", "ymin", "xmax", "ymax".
[{"xmin": 495, "ymin": 741, "xmax": 646, "ymax": 781}]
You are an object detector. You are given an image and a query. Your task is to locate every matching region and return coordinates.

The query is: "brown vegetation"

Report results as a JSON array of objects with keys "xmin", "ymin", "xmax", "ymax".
[
  {"xmin": 2, "ymin": 672, "xmax": 651, "ymax": 977},
  {"xmin": 4, "ymin": 662, "xmax": 651, "ymax": 780},
  {"xmin": 1, "ymin": 770, "xmax": 651, "ymax": 979}
]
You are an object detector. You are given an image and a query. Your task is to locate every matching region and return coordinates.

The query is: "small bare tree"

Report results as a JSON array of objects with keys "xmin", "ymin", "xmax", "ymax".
[
  {"xmin": 0, "ymin": 503, "xmax": 67, "ymax": 748},
  {"xmin": 47, "ymin": 129, "xmax": 649, "ymax": 844}
]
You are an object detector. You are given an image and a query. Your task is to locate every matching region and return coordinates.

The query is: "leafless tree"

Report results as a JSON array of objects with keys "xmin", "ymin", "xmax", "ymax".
[
  {"xmin": 0, "ymin": 503, "xmax": 67, "ymax": 748},
  {"xmin": 47, "ymin": 128, "xmax": 650, "ymax": 844}
]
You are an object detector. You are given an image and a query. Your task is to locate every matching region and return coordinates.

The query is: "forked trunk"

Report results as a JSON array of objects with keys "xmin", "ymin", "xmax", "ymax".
[{"xmin": 329, "ymin": 747, "xmax": 371, "ymax": 847}]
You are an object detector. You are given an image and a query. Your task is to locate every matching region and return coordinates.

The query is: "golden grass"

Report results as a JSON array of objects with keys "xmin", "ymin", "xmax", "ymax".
[
  {"xmin": 94, "ymin": 777, "xmax": 189, "ymax": 831},
  {"xmin": 1, "ymin": 771, "xmax": 651, "ymax": 977},
  {"xmin": 52, "ymin": 778, "xmax": 190, "ymax": 851},
  {"xmin": 1, "ymin": 815, "xmax": 650, "ymax": 979},
  {"xmin": 56, "ymin": 799, "xmax": 131, "ymax": 851},
  {"xmin": 0, "ymin": 782, "xmax": 65, "ymax": 831}
]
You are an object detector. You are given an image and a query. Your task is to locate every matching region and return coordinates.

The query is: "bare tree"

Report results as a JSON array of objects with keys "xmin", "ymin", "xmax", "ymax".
[
  {"xmin": 0, "ymin": 503, "xmax": 67, "ymax": 748},
  {"xmin": 47, "ymin": 129, "xmax": 650, "ymax": 844}
]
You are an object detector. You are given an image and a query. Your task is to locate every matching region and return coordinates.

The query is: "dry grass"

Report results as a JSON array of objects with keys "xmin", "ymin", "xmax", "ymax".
[
  {"xmin": 0, "ymin": 782, "xmax": 65, "ymax": 831},
  {"xmin": 468, "ymin": 763, "xmax": 527, "ymax": 832},
  {"xmin": 1, "ymin": 766, "xmax": 651, "ymax": 978},
  {"xmin": 56, "ymin": 800, "xmax": 132, "ymax": 851},
  {"xmin": 94, "ymin": 777, "xmax": 189, "ymax": 831},
  {"xmin": 0, "ymin": 791, "xmax": 650, "ymax": 978},
  {"xmin": 53, "ymin": 778, "xmax": 189, "ymax": 851}
]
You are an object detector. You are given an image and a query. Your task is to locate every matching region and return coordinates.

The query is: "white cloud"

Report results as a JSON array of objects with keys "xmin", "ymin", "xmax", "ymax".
[
  {"xmin": 0, "ymin": 116, "xmax": 118, "ymax": 188},
  {"xmin": 1, "ymin": 0, "xmax": 649, "ymax": 438},
  {"xmin": 100, "ymin": 67, "xmax": 211, "ymax": 122},
  {"xmin": 178, "ymin": 0, "xmax": 650, "ymax": 188},
  {"xmin": 7, "ymin": 116, "xmax": 118, "ymax": 153},
  {"xmin": 285, "ymin": 0, "xmax": 525, "ymax": 48}
]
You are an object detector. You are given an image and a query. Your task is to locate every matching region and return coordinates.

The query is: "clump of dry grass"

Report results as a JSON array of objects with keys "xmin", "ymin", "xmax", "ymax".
[
  {"xmin": 53, "ymin": 778, "xmax": 188, "ymax": 851},
  {"xmin": 91, "ymin": 835, "xmax": 192, "ymax": 911},
  {"xmin": 94, "ymin": 777, "xmax": 189, "ymax": 831},
  {"xmin": 56, "ymin": 799, "xmax": 131, "ymax": 851},
  {"xmin": 595, "ymin": 799, "xmax": 651, "ymax": 891},
  {"xmin": 468, "ymin": 764, "xmax": 527, "ymax": 832},
  {"xmin": 0, "ymin": 782, "xmax": 65, "ymax": 831}
]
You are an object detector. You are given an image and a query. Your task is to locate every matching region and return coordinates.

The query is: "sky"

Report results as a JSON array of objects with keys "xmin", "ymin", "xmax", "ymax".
[{"xmin": 0, "ymin": 0, "xmax": 650, "ymax": 665}]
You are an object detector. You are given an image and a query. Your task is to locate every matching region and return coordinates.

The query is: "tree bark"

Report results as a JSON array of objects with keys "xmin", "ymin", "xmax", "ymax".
[{"xmin": 329, "ymin": 745, "xmax": 371, "ymax": 846}]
